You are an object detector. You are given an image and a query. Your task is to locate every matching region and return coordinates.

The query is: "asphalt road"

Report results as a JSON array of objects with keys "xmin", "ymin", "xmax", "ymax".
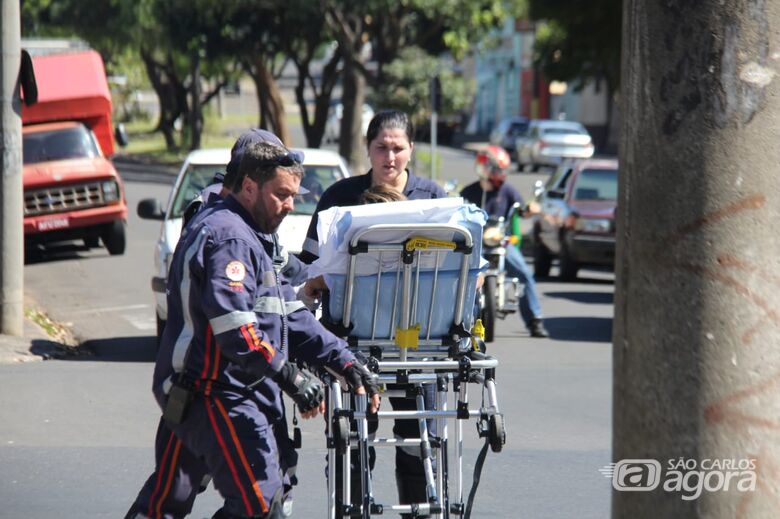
[{"xmin": 1, "ymin": 150, "xmax": 614, "ymax": 518}]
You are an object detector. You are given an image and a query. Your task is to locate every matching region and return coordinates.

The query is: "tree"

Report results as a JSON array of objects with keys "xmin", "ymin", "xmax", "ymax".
[
  {"xmin": 323, "ymin": 0, "xmax": 526, "ymax": 169},
  {"xmin": 529, "ymin": 0, "xmax": 622, "ymax": 147}
]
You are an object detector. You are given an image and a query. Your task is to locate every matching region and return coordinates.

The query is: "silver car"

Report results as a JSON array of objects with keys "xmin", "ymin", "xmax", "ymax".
[{"xmin": 516, "ymin": 119, "xmax": 594, "ymax": 171}]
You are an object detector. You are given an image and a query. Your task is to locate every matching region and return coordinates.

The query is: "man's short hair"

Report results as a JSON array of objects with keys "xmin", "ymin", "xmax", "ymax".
[
  {"xmin": 224, "ymin": 129, "xmax": 304, "ymax": 191},
  {"xmin": 233, "ymin": 141, "xmax": 305, "ymax": 193}
]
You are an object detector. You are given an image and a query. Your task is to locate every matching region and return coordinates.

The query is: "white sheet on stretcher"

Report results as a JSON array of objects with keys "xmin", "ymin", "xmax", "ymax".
[{"xmin": 309, "ymin": 197, "xmax": 487, "ymax": 279}]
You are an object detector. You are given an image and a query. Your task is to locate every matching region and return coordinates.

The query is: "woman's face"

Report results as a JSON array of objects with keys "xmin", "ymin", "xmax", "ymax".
[{"xmin": 367, "ymin": 128, "xmax": 413, "ymax": 186}]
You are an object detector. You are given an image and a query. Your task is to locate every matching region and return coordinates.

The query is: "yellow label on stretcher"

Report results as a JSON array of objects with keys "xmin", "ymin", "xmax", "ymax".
[
  {"xmin": 395, "ymin": 324, "xmax": 421, "ymax": 349},
  {"xmin": 405, "ymin": 236, "xmax": 456, "ymax": 252},
  {"xmin": 471, "ymin": 319, "xmax": 486, "ymax": 350}
]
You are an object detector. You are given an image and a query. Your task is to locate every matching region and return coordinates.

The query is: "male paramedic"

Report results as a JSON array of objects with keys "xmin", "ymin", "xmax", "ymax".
[{"xmin": 127, "ymin": 140, "xmax": 379, "ymax": 519}]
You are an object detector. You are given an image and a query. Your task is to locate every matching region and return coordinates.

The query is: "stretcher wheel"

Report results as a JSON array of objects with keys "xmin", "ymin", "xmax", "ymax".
[
  {"xmin": 488, "ymin": 414, "xmax": 506, "ymax": 453},
  {"xmin": 333, "ymin": 416, "xmax": 350, "ymax": 454}
]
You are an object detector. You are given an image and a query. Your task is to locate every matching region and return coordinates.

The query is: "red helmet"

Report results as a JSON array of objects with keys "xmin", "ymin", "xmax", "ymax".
[{"xmin": 476, "ymin": 145, "xmax": 511, "ymax": 179}]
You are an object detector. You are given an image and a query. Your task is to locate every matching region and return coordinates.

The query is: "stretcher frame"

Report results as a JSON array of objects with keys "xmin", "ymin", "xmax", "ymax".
[{"xmin": 322, "ymin": 223, "xmax": 505, "ymax": 519}]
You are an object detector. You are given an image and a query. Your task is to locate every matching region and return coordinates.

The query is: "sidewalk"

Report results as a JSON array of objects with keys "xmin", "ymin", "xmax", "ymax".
[{"xmin": 0, "ymin": 300, "xmax": 81, "ymax": 365}]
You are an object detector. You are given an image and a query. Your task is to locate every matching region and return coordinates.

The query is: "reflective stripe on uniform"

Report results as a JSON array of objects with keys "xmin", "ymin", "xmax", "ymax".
[
  {"xmin": 253, "ymin": 296, "xmax": 307, "ymax": 315},
  {"xmin": 209, "ymin": 311, "xmax": 257, "ymax": 335},
  {"xmin": 172, "ymin": 228, "xmax": 207, "ymax": 373},
  {"xmin": 302, "ymin": 237, "xmax": 319, "ymax": 256},
  {"xmin": 285, "ymin": 300, "xmax": 306, "ymax": 313}
]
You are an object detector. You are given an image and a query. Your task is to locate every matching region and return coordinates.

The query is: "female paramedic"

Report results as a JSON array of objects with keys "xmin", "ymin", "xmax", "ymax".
[{"xmin": 300, "ymin": 109, "xmax": 445, "ymax": 518}]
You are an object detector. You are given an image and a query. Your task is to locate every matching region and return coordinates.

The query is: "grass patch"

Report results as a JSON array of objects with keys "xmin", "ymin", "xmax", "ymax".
[
  {"xmin": 119, "ymin": 106, "xmax": 304, "ymax": 165},
  {"xmin": 24, "ymin": 306, "xmax": 76, "ymax": 346}
]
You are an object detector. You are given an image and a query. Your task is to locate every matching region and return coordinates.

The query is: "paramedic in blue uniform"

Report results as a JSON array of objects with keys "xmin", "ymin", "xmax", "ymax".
[
  {"xmin": 300, "ymin": 110, "xmax": 444, "ymax": 517},
  {"xmin": 182, "ymin": 129, "xmax": 310, "ymax": 286},
  {"xmin": 127, "ymin": 130, "xmax": 315, "ymax": 519},
  {"xmin": 127, "ymin": 140, "xmax": 379, "ymax": 519},
  {"xmin": 460, "ymin": 145, "xmax": 549, "ymax": 338}
]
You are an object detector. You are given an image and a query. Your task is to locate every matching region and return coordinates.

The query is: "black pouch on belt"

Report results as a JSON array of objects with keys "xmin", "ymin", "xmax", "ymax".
[{"xmin": 163, "ymin": 378, "xmax": 194, "ymax": 425}]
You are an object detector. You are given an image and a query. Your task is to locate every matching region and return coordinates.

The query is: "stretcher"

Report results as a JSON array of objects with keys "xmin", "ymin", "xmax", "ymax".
[{"xmin": 312, "ymin": 200, "xmax": 506, "ymax": 518}]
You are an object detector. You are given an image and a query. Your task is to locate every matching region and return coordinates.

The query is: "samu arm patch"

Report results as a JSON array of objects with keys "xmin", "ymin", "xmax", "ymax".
[{"xmin": 225, "ymin": 260, "xmax": 247, "ymax": 291}]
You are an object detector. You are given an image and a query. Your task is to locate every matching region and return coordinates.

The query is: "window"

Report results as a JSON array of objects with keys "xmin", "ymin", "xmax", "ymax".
[
  {"xmin": 572, "ymin": 169, "xmax": 618, "ymax": 201},
  {"xmin": 23, "ymin": 125, "xmax": 101, "ymax": 164}
]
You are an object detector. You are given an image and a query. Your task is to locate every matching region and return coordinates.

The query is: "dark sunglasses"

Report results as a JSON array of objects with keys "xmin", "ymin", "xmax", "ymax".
[{"xmin": 256, "ymin": 152, "xmax": 301, "ymax": 169}]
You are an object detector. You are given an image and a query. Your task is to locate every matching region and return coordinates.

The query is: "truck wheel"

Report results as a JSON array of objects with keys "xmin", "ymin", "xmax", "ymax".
[
  {"xmin": 481, "ymin": 276, "xmax": 497, "ymax": 343},
  {"xmin": 102, "ymin": 220, "xmax": 126, "ymax": 256}
]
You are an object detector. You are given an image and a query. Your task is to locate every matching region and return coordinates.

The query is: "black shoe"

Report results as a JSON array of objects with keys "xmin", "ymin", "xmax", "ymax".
[{"xmin": 528, "ymin": 318, "xmax": 549, "ymax": 338}]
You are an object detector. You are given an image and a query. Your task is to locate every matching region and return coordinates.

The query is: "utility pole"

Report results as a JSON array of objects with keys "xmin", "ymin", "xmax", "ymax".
[
  {"xmin": 0, "ymin": 0, "xmax": 24, "ymax": 336},
  {"xmin": 615, "ymin": 1, "xmax": 779, "ymax": 517}
]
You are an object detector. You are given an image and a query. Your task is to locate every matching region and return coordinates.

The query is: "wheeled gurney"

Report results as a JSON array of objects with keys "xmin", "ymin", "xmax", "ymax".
[{"xmin": 311, "ymin": 200, "xmax": 507, "ymax": 519}]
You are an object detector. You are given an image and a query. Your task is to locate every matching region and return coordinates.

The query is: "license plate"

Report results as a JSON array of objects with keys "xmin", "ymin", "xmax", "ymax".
[{"xmin": 37, "ymin": 217, "xmax": 70, "ymax": 231}]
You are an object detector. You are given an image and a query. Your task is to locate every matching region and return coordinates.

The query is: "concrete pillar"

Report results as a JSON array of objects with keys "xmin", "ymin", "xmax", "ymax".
[
  {"xmin": 615, "ymin": 1, "xmax": 780, "ymax": 516},
  {"xmin": 0, "ymin": 0, "xmax": 24, "ymax": 336}
]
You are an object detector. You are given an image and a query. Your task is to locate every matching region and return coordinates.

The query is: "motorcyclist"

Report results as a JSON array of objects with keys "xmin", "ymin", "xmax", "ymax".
[{"xmin": 460, "ymin": 145, "xmax": 549, "ymax": 338}]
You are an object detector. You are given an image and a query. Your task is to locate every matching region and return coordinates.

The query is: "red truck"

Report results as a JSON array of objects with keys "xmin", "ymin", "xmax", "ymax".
[{"xmin": 22, "ymin": 50, "xmax": 128, "ymax": 255}]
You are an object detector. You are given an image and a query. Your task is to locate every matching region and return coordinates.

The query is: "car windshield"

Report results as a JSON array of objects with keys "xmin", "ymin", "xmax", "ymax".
[
  {"xmin": 169, "ymin": 163, "xmax": 345, "ymax": 219},
  {"xmin": 572, "ymin": 168, "xmax": 618, "ymax": 201},
  {"xmin": 23, "ymin": 125, "xmax": 101, "ymax": 164}
]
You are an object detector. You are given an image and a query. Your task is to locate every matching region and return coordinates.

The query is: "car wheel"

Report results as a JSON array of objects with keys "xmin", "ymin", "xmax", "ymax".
[
  {"xmin": 101, "ymin": 220, "xmax": 126, "ymax": 256},
  {"xmin": 530, "ymin": 163, "xmax": 540, "ymax": 173},
  {"xmin": 559, "ymin": 243, "xmax": 579, "ymax": 281},
  {"xmin": 533, "ymin": 237, "xmax": 552, "ymax": 278}
]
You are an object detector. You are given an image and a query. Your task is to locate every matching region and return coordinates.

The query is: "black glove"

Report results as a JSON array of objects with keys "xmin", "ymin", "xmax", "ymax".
[
  {"xmin": 273, "ymin": 362, "xmax": 324, "ymax": 414},
  {"xmin": 343, "ymin": 359, "xmax": 379, "ymax": 398}
]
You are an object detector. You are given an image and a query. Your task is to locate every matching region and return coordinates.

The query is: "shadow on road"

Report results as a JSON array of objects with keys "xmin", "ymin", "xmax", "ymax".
[
  {"xmin": 68, "ymin": 336, "xmax": 157, "ymax": 363},
  {"xmin": 24, "ymin": 243, "xmax": 98, "ymax": 265},
  {"xmin": 544, "ymin": 316, "xmax": 613, "ymax": 343},
  {"xmin": 544, "ymin": 291, "xmax": 613, "ymax": 305}
]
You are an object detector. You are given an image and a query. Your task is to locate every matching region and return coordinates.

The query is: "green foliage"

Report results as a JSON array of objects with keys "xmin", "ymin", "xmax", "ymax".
[
  {"xmin": 529, "ymin": 0, "xmax": 622, "ymax": 92},
  {"xmin": 369, "ymin": 46, "xmax": 474, "ymax": 126}
]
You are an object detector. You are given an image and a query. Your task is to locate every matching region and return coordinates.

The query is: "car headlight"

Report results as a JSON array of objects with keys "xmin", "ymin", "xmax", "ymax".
[
  {"xmin": 574, "ymin": 218, "xmax": 611, "ymax": 233},
  {"xmin": 102, "ymin": 180, "xmax": 120, "ymax": 202}
]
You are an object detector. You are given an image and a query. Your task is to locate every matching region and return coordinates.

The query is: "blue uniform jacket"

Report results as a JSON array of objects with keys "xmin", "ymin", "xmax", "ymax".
[
  {"xmin": 300, "ymin": 169, "xmax": 446, "ymax": 263},
  {"xmin": 154, "ymin": 195, "xmax": 356, "ymax": 422},
  {"xmin": 460, "ymin": 180, "xmax": 525, "ymax": 220}
]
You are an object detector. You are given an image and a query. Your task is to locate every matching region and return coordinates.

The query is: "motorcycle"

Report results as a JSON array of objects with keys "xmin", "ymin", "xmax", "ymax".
[{"xmin": 478, "ymin": 202, "xmax": 523, "ymax": 342}]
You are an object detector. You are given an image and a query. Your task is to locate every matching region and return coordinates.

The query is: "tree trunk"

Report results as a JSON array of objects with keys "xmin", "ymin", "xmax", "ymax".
[
  {"xmin": 247, "ymin": 57, "xmax": 290, "ymax": 145},
  {"xmin": 140, "ymin": 50, "xmax": 179, "ymax": 150},
  {"xmin": 188, "ymin": 51, "xmax": 203, "ymax": 151},
  {"xmin": 614, "ymin": 1, "xmax": 779, "ymax": 517},
  {"xmin": 293, "ymin": 50, "xmax": 341, "ymax": 149},
  {"xmin": 339, "ymin": 58, "xmax": 366, "ymax": 172}
]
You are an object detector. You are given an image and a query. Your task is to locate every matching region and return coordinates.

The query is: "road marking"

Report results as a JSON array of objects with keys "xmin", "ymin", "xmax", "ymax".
[
  {"xmin": 68, "ymin": 303, "xmax": 151, "ymax": 315},
  {"xmin": 126, "ymin": 314, "xmax": 156, "ymax": 331}
]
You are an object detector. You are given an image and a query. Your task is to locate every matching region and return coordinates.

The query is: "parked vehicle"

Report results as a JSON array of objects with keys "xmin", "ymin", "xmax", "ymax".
[
  {"xmin": 531, "ymin": 158, "xmax": 618, "ymax": 280},
  {"xmin": 137, "ymin": 147, "xmax": 350, "ymax": 340},
  {"xmin": 324, "ymin": 102, "xmax": 374, "ymax": 143},
  {"xmin": 489, "ymin": 116, "xmax": 529, "ymax": 160},
  {"xmin": 478, "ymin": 203, "xmax": 522, "ymax": 342},
  {"xmin": 21, "ymin": 50, "xmax": 128, "ymax": 255},
  {"xmin": 516, "ymin": 119, "xmax": 594, "ymax": 172}
]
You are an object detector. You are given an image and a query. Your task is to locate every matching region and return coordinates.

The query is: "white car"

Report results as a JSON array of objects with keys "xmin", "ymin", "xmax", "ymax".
[
  {"xmin": 515, "ymin": 119, "xmax": 594, "ymax": 171},
  {"xmin": 324, "ymin": 103, "xmax": 374, "ymax": 143},
  {"xmin": 137, "ymin": 147, "xmax": 350, "ymax": 340}
]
